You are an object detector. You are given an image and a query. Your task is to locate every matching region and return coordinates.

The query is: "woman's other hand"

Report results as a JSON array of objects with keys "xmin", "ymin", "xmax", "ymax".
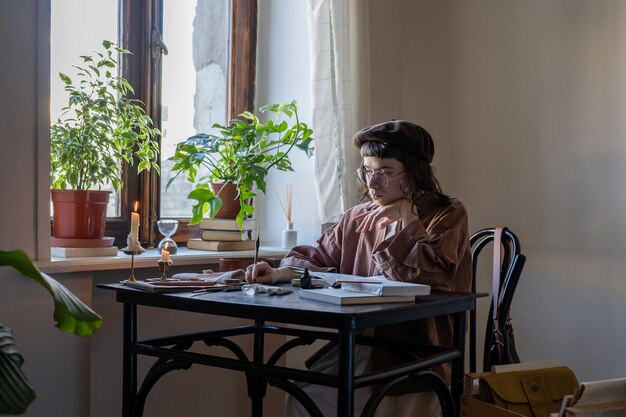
[{"xmin": 354, "ymin": 198, "xmax": 418, "ymax": 233}]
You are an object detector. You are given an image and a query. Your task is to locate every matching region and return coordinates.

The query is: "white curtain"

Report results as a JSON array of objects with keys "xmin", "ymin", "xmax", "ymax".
[{"xmin": 307, "ymin": 0, "xmax": 371, "ymax": 224}]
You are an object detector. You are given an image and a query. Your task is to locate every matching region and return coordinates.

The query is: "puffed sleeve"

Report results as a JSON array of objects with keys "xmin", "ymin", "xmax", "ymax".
[
  {"xmin": 372, "ymin": 199, "xmax": 470, "ymax": 291},
  {"xmin": 278, "ymin": 222, "xmax": 343, "ymax": 272}
]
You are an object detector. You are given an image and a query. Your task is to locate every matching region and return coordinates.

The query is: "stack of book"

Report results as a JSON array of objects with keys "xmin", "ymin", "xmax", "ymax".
[
  {"xmin": 187, "ymin": 218, "xmax": 257, "ymax": 251},
  {"xmin": 299, "ymin": 276, "xmax": 431, "ymax": 305},
  {"xmin": 50, "ymin": 237, "xmax": 119, "ymax": 258}
]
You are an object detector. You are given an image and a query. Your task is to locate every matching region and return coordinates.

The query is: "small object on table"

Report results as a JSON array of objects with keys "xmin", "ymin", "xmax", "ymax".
[
  {"xmin": 242, "ymin": 284, "xmax": 262, "ymax": 295},
  {"xmin": 241, "ymin": 283, "xmax": 292, "ymax": 296},
  {"xmin": 266, "ymin": 286, "xmax": 292, "ymax": 296},
  {"xmin": 291, "ymin": 277, "xmax": 326, "ymax": 288},
  {"xmin": 121, "ymin": 248, "xmax": 144, "ymax": 283},
  {"xmin": 189, "ymin": 283, "xmax": 244, "ymax": 297},
  {"xmin": 300, "ymin": 268, "xmax": 314, "ymax": 289}
]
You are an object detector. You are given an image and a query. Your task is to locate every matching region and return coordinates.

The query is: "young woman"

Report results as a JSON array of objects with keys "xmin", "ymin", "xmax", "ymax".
[{"xmin": 246, "ymin": 120, "xmax": 471, "ymax": 417}]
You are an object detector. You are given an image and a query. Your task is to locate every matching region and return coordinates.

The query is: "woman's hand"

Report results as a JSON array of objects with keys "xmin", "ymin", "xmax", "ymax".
[
  {"xmin": 354, "ymin": 198, "xmax": 418, "ymax": 233},
  {"xmin": 245, "ymin": 262, "xmax": 293, "ymax": 284}
]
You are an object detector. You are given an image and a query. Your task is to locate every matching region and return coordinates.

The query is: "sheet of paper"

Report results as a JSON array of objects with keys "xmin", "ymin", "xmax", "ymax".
[{"xmin": 307, "ymin": 271, "xmax": 384, "ymax": 287}]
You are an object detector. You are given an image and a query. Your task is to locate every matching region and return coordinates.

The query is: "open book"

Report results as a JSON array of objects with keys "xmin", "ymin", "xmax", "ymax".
[
  {"xmin": 296, "ymin": 272, "xmax": 430, "ymax": 305},
  {"xmin": 124, "ymin": 280, "xmax": 225, "ymax": 293},
  {"xmin": 337, "ymin": 278, "xmax": 430, "ymax": 296},
  {"xmin": 289, "ymin": 267, "xmax": 430, "ymax": 295},
  {"xmin": 123, "ymin": 270, "xmax": 245, "ymax": 293},
  {"xmin": 294, "ymin": 270, "xmax": 430, "ymax": 296},
  {"xmin": 558, "ymin": 377, "xmax": 626, "ymax": 417}
]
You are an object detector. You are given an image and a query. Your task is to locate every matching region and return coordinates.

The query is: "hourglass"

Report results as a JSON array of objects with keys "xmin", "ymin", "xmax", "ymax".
[{"xmin": 157, "ymin": 219, "xmax": 178, "ymax": 254}]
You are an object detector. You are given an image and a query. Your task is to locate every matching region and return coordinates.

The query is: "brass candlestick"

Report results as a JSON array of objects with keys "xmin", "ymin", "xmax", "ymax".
[
  {"xmin": 122, "ymin": 247, "xmax": 145, "ymax": 282},
  {"xmin": 158, "ymin": 260, "xmax": 172, "ymax": 281}
]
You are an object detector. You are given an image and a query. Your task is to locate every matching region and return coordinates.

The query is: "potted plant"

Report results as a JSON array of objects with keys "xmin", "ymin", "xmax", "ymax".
[
  {"xmin": 168, "ymin": 101, "xmax": 313, "ymax": 227},
  {"xmin": 0, "ymin": 249, "xmax": 103, "ymax": 414},
  {"xmin": 50, "ymin": 40, "xmax": 160, "ymax": 243}
]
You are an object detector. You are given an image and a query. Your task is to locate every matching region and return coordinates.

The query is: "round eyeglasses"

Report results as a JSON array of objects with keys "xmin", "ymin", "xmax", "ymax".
[{"xmin": 355, "ymin": 168, "xmax": 405, "ymax": 187}]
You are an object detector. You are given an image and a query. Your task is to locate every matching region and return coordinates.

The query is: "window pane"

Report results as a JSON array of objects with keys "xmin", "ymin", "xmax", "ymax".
[
  {"xmin": 160, "ymin": 0, "xmax": 232, "ymax": 218},
  {"xmin": 50, "ymin": 0, "xmax": 119, "ymax": 217}
]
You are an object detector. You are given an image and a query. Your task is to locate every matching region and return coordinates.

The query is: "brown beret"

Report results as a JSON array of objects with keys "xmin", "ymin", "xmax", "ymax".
[{"xmin": 352, "ymin": 120, "xmax": 435, "ymax": 163}]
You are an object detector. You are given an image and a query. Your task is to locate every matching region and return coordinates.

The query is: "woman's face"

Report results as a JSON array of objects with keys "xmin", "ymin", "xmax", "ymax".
[{"xmin": 361, "ymin": 156, "xmax": 406, "ymax": 206}]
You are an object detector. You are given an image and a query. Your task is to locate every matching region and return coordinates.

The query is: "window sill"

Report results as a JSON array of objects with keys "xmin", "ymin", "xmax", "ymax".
[{"xmin": 36, "ymin": 247, "xmax": 289, "ymax": 274}]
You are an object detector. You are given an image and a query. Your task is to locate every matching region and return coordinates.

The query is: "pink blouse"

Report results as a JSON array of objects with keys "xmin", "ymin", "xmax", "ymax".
[{"xmin": 280, "ymin": 198, "xmax": 471, "ymax": 391}]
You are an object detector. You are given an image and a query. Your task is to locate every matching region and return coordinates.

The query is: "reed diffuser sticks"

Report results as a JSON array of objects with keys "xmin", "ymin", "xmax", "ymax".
[
  {"xmin": 275, "ymin": 184, "xmax": 297, "ymax": 249},
  {"xmin": 275, "ymin": 183, "xmax": 293, "ymax": 224}
]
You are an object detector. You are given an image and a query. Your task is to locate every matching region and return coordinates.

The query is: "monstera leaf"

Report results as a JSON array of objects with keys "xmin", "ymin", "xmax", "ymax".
[
  {"xmin": 0, "ymin": 250, "xmax": 103, "ymax": 414},
  {"xmin": 0, "ymin": 326, "xmax": 35, "ymax": 414}
]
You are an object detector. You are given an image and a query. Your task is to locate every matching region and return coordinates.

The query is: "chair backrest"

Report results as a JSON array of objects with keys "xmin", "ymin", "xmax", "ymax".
[{"xmin": 469, "ymin": 227, "xmax": 526, "ymax": 372}]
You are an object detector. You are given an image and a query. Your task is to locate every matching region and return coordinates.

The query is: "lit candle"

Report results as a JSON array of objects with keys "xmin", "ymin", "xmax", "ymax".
[
  {"xmin": 160, "ymin": 242, "xmax": 170, "ymax": 263},
  {"xmin": 126, "ymin": 201, "xmax": 142, "ymax": 252},
  {"xmin": 130, "ymin": 201, "xmax": 140, "ymax": 243}
]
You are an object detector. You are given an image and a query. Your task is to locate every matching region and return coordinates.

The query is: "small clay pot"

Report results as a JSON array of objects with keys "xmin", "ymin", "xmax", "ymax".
[
  {"xmin": 210, "ymin": 183, "xmax": 241, "ymax": 219},
  {"xmin": 219, "ymin": 257, "xmax": 281, "ymax": 272}
]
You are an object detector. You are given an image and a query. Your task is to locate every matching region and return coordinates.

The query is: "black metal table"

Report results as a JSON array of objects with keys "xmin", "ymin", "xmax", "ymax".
[{"xmin": 99, "ymin": 283, "xmax": 479, "ymax": 417}]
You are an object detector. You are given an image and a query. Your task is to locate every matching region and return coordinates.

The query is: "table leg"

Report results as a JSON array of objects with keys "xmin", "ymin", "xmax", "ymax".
[
  {"xmin": 122, "ymin": 303, "xmax": 137, "ymax": 417},
  {"xmin": 251, "ymin": 319, "xmax": 266, "ymax": 417},
  {"xmin": 451, "ymin": 311, "xmax": 467, "ymax": 417},
  {"xmin": 337, "ymin": 320, "xmax": 356, "ymax": 417}
]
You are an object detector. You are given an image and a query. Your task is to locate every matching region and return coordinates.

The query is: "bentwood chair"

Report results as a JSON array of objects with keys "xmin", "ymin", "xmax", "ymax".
[{"xmin": 469, "ymin": 227, "xmax": 526, "ymax": 373}]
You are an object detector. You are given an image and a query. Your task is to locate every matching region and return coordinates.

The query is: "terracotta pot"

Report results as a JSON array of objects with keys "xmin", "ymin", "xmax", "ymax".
[
  {"xmin": 210, "ymin": 183, "xmax": 241, "ymax": 219},
  {"xmin": 219, "ymin": 257, "xmax": 280, "ymax": 272},
  {"xmin": 51, "ymin": 189, "xmax": 111, "ymax": 239}
]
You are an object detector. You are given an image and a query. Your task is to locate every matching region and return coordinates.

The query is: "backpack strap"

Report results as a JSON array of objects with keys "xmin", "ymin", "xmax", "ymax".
[{"xmin": 492, "ymin": 227, "xmax": 505, "ymax": 363}]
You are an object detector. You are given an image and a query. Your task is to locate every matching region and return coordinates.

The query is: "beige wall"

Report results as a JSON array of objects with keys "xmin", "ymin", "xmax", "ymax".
[
  {"xmin": 0, "ymin": 0, "xmax": 41, "ymax": 256},
  {"xmin": 4, "ymin": 0, "xmax": 626, "ymax": 414},
  {"xmin": 370, "ymin": 0, "xmax": 626, "ymax": 380}
]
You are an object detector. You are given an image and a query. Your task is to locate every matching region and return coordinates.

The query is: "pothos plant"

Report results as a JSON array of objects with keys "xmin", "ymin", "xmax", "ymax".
[
  {"xmin": 50, "ymin": 40, "xmax": 160, "ymax": 191},
  {"xmin": 168, "ymin": 101, "xmax": 314, "ymax": 227},
  {"xmin": 0, "ymin": 250, "xmax": 103, "ymax": 414}
]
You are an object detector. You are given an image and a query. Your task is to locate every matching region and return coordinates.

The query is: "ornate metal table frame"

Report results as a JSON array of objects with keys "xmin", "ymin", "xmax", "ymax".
[{"xmin": 99, "ymin": 284, "xmax": 479, "ymax": 417}]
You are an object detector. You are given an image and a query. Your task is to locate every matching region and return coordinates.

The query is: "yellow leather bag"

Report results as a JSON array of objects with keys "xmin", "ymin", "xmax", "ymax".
[{"xmin": 478, "ymin": 367, "xmax": 579, "ymax": 417}]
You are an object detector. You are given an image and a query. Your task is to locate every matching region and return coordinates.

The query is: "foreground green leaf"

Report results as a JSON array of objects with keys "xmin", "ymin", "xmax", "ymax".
[
  {"xmin": 0, "ymin": 250, "xmax": 103, "ymax": 336},
  {"xmin": 0, "ymin": 326, "xmax": 36, "ymax": 414},
  {"xmin": 0, "ymin": 249, "xmax": 103, "ymax": 414}
]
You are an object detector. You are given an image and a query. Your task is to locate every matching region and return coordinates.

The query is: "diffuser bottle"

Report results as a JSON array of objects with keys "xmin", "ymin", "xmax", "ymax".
[
  {"xmin": 277, "ymin": 183, "xmax": 297, "ymax": 249},
  {"xmin": 282, "ymin": 222, "xmax": 297, "ymax": 249}
]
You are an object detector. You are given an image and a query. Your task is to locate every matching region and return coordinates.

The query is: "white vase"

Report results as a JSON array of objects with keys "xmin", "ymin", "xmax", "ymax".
[{"xmin": 281, "ymin": 222, "xmax": 298, "ymax": 249}]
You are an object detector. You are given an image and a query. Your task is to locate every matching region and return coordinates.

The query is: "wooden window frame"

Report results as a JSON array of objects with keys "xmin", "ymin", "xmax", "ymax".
[{"xmin": 108, "ymin": 0, "xmax": 257, "ymax": 247}]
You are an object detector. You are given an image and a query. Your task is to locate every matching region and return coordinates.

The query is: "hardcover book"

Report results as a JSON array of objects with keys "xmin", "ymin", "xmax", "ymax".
[
  {"xmin": 51, "ymin": 246, "xmax": 119, "ymax": 258},
  {"xmin": 338, "ymin": 279, "xmax": 430, "ymax": 297},
  {"xmin": 197, "ymin": 218, "xmax": 257, "ymax": 231},
  {"xmin": 187, "ymin": 238, "xmax": 256, "ymax": 251},
  {"xmin": 298, "ymin": 287, "xmax": 415, "ymax": 306},
  {"xmin": 201, "ymin": 229, "xmax": 250, "ymax": 241}
]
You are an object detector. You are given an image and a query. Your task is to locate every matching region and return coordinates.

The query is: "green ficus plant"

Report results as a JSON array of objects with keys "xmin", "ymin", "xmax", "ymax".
[
  {"xmin": 50, "ymin": 40, "xmax": 160, "ymax": 191},
  {"xmin": 168, "ymin": 101, "xmax": 314, "ymax": 227}
]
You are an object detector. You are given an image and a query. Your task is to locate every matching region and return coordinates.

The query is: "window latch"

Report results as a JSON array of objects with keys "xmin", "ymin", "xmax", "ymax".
[{"xmin": 151, "ymin": 29, "xmax": 168, "ymax": 63}]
